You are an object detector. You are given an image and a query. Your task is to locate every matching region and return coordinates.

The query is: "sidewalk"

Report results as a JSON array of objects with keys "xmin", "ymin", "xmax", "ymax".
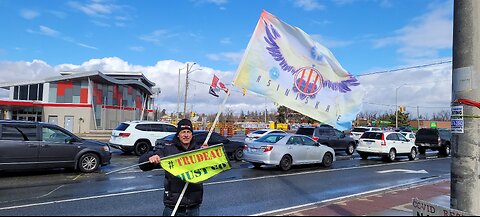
[{"xmin": 268, "ymin": 180, "xmax": 450, "ymax": 216}]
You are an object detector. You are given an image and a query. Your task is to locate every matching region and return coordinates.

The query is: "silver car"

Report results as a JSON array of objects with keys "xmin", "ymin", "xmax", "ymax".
[{"xmin": 243, "ymin": 134, "xmax": 335, "ymax": 171}]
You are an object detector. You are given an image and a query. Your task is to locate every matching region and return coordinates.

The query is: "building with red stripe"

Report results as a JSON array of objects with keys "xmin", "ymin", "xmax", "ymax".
[{"xmin": 0, "ymin": 71, "xmax": 157, "ymax": 133}]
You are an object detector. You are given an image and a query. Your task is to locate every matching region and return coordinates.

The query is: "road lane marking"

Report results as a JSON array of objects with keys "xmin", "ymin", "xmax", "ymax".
[
  {"xmin": 377, "ymin": 169, "xmax": 429, "ymax": 174},
  {"xmin": 0, "ymin": 188, "xmax": 164, "ymax": 211},
  {"xmin": 0, "ymin": 158, "xmax": 449, "ymax": 211},
  {"xmin": 36, "ymin": 185, "xmax": 65, "ymax": 199}
]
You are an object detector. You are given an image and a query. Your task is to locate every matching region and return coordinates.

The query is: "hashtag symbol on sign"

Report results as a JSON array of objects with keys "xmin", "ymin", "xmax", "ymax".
[{"xmin": 168, "ymin": 161, "xmax": 174, "ymax": 169}]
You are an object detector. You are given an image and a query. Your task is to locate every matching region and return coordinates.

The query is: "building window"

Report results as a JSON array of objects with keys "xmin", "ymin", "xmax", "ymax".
[
  {"xmin": 28, "ymin": 84, "xmax": 38, "ymax": 101},
  {"xmin": 13, "ymin": 84, "xmax": 44, "ymax": 101},
  {"xmin": 19, "ymin": 85, "xmax": 28, "ymax": 100},
  {"xmin": 13, "ymin": 86, "xmax": 19, "ymax": 100},
  {"xmin": 38, "ymin": 84, "xmax": 43, "ymax": 101}
]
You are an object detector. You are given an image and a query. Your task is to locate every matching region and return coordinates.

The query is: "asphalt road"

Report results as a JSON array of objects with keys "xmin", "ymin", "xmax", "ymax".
[{"xmin": 0, "ymin": 146, "xmax": 450, "ymax": 216}]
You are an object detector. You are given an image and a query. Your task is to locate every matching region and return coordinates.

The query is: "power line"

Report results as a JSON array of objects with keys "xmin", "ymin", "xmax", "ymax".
[
  {"xmin": 364, "ymin": 102, "xmax": 450, "ymax": 109},
  {"xmin": 357, "ymin": 60, "xmax": 452, "ymax": 77}
]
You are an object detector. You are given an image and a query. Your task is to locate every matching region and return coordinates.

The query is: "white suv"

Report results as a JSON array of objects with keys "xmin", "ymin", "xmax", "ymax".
[
  {"xmin": 356, "ymin": 131, "xmax": 417, "ymax": 162},
  {"xmin": 351, "ymin": 127, "xmax": 382, "ymax": 143},
  {"xmin": 109, "ymin": 121, "xmax": 177, "ymax": 156}
]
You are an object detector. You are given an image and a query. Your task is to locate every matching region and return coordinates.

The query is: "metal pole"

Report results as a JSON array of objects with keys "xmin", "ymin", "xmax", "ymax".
[
  {"xmin": 451, "ymin": 1, "xmax": 480, "ymax": 214},
  {"xmin": 395, "ymin": 87, "xmax": 399, "ymax": 128},
  {"xmin": 417, "ymin": 106, "xmax": 420, "ymax": 130},
  {"xmin": 183, "ymin": 64, "xmax": 189, "ymax": 119},
  {"xmin": 177, "ymin": 68, "xmax": 181, "ymax": 123}
]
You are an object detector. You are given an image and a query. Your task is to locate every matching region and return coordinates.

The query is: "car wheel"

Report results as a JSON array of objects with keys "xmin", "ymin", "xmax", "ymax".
[
  {"xmin": 418, "ymin": 147, "xmax": 426, "ymax": 155},
  {"xmin": 78, "ymin": 153, "xmax": 100, "ymax": 173},
  {"xmin": 321, "ymin": 152, "xmax": 333, "ymax": 168},
  {"xmin": 234, "ymin": 148, "xmax": 244, "ymax": 161},
  {"xmin": 359, "ymin": 153, "xmax": 369, "ymax": 160},
  {"xmin": 439, "ymin": 144, "xmax": 451, "ymax": 157},
  {"xmin": 387, "ymin": 149, "xmax": 396, "ymax": 162},
  {"xmin": 346, "ymin": 143, "xmax": 355, "ymax": 155},
  {"xmin": 252, "ymin": 163, "xmax": 262, "ymax": 169},
  {"xmin": 279, "ymin": 155, "xmax": 292, "ymax": 171},
  {"xmin": 134, "ymin": 141, "xmax": 151, "ymax": 156},
  {"xmin": 408, "ymin": 148, "xmax": 417, "ymax": 161}
]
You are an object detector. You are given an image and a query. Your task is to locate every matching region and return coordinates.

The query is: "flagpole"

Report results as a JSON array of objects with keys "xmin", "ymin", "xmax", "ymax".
[
  {"xmin": 172, "ymin": 89, "xmax": 231, "ymax": 216},
  {"xmin": 171, "ymin": 182, "xmax": 189, "ymax": 216},
  {"xmin": 205, "ymin": 89, "xmax": 231, "ymax": 144}
]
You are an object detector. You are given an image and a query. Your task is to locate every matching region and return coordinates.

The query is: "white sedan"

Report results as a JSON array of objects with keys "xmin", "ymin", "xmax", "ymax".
[
  {"xmin": 245, "ymin": 129, "xmax": 286, "ymax": 143},
  {"xmin": 356, "ymin": 131, "xmax": 417, "ymax": 162},
  {"xmin": 244, "ymin": 134, "xmax": 335, "ymax": 171}
]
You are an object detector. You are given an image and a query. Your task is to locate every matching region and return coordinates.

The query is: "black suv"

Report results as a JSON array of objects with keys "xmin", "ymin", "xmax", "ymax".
[
  {"xmin": 295, "ymin": 125, "xmax": 356, "ymax": 155},
  {"xmin": 415, "ymin": 128, "xmax": 452, "ymax": 156},
  {"xmin": 0, "ymin": 120, "xmax": 111, "ymax": 173}
]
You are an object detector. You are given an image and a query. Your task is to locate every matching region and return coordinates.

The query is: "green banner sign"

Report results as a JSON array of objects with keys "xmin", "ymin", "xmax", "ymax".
[
  {"xmin": 160, "ymin": 144, "xmax": 231, "ymax": 184},
  {"xmin": 430, "ymin": 121, "xmax": 437, "ymax": 129}
]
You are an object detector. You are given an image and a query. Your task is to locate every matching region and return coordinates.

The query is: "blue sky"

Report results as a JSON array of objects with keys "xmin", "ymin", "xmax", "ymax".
[{"xmin": 0, "ymin": 0, "xmax": 453, "ymax": 118}]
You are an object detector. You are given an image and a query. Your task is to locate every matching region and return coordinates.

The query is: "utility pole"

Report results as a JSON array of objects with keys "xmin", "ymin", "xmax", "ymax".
[
  {"xmin": 183, "ymin": 63, "xmax": 197, "ymax": 119},
  {"xmin": 451, "ymin": 1, "xmax": 480, "ymax": 214},
  {"xmin": 417, "ymin": 106, "xmax": 420, "ymax": 129},
  {"xmin": 177, "ymin": 68, "xmax": 181, "ymax": 123}
]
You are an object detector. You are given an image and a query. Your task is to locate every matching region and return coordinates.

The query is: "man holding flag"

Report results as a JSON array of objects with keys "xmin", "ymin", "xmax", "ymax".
[{"xmin": 139, "ymin": 119, "xmax": 206, "ymax": 216}]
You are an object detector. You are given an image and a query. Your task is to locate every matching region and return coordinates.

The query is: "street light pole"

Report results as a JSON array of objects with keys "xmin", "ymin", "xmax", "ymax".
[
  {"xmin": 183, "ymin": 63, "xmax": 197, "ymax": 119},
  {"xmin": 177, "ymin": 68, "xmax": 182, "ymax": 123},
  {"xmin": 395, "ymin": 84, "xmax": 406, "ymax": 128}
]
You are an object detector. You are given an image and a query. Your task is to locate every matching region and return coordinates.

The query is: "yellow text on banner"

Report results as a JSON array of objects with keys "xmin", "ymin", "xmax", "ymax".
[{"xmin": 160, "ymin": 144, "xmax": 231, "ymax": 184}]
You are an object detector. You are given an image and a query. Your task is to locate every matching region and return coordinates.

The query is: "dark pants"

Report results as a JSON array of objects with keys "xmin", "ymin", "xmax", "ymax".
[{"xmin": 163, "ymin": 206, "xmax": 200, "ymax": 216}]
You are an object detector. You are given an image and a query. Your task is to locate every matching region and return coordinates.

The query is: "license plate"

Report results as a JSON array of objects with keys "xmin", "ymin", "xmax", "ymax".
[{"xmin": 249, "ymin": 148, "xmax": 257, "ymax": 152}]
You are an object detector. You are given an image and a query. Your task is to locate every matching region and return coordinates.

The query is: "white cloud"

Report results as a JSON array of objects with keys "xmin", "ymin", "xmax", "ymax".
[
  {"xmin": 68, "ymin": 0, "xmax": 134, "ymax": 27},
  {"xmin": 359, "ymin": 61, "xmax": 451, "ymax": 118},
  {"xmin": 0, "ymin": 57, "xmax": 452, "ymax": 119},
  {"xmin": 207, "ymin": 50, "xmax": 244, "ymax": 65},
  {"xmin": 372, "ymin": 1, "xmax": 453, "ymax": 64},
  {"xmin": 48, "ymin": 10, "xmax": 68, "ymax": 19},
  {"xmin": 26, "ymin": 25, "xmax": 97, "ymax": 50},
  {"xmin": 20, "ymin": 9, "xmax": 40, "ymax": 20},
  {"xmin": 39, "ymin": 25, "xmax": 61, "ymax": 37},
  {"xmin": 76, "ymin": 43, "xmax": 98, "ymax": 50},
  {"xmin": 140, "ymin": 29, "xmax": 178, "ymax": 45},
  {"xmin": 220, "ymin": 37, "xmax": 232, "ymax": 45},
  {"xmin": 293, "ymin": 0, "xmax": 325, "ymax": 11}
]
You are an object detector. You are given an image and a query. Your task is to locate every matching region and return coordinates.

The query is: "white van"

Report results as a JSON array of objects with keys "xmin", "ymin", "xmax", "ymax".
[{"xmin": 109, "ymin": 121, "xmax": 177, "ymax": 156}]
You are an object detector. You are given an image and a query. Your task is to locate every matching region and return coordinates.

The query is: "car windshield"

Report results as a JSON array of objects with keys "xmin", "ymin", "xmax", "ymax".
[
  {"xmin": 252, "ymin": 130, "xmax": 267, "ymax": 134},
  {"xmin": 361, "ymin": 132, "xmax": 383, "ymax": 140},
  {"xmin": 256, "ymin": 135, "xmax": 285, "ymax": 143},
  {"xmin": 352, "ymin": 128, "xmax": 368, "ymax": 132}
]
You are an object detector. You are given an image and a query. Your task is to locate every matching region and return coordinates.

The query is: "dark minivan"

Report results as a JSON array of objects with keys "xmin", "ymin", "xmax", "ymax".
[
  {"xmin": 0, "ymin": 120, "xmax": 111, "ymax": 173},
  {"xmin": 415, "ymin": 128, "xmax": 452, "ymax": 156},
  {"xmin": 296, "ymin": 125, "xmax": 356, "ymax": 155}
]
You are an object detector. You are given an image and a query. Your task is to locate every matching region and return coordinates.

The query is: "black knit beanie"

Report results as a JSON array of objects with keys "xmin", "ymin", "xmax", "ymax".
[{"xmin": 176, "ymin": 119, "xmax": 193, "ymax": 135}]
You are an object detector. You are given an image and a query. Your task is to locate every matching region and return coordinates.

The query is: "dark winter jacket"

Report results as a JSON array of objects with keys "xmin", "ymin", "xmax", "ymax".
[{"xmin": 139, "ymin": 137, "xmax": 203, "ymax": 208}]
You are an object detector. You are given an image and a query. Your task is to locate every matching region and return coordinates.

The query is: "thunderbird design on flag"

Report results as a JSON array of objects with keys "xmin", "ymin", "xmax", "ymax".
[{"xmin": 233, "ymin": 10, "xmax": 365, "ymax": 130}]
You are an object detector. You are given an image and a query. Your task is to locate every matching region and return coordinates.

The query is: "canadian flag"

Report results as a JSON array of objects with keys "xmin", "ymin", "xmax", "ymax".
[{"xmin": 209, "ymin": 75, "xmax": 228, "ymax": 97}]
